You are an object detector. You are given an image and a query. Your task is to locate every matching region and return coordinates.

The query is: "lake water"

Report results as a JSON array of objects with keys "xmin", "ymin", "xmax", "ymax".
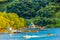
[{"xmin": 0, "ymin": 28, "xmax": 60, "ymax": 40}]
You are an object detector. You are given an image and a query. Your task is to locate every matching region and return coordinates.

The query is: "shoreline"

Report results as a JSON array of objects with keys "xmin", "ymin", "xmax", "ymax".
[{"xmin": 0, "ymin": 28, "xmax": 59, "ymax": 34}]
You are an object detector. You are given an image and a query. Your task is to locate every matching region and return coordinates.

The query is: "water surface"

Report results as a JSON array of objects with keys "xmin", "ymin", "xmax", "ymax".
[{"xmin": 0, "ymin": 28, "xmax": 59, "ymax": 40}]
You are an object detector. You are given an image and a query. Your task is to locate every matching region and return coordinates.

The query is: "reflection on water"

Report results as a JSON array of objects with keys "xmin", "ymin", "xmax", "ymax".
[{"xmin": 0, "ymin": 28, "xmax": 60, "ymax": 40}]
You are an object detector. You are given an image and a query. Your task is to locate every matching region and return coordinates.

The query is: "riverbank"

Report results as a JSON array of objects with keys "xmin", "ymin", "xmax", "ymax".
[{"xmin": 0, "ymin": 27, "xmax": 59, "ymax": 34}]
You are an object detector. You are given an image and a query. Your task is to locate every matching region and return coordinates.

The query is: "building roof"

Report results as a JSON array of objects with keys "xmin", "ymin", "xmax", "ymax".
[{"xmin": 28, "ymin": 22, "xmax": 35, "ymax": 28}]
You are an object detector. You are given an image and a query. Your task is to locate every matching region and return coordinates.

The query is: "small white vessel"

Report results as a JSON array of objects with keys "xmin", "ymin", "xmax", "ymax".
[{"xmin": 23, "ymin": 35, "xmax": 40, "ymax": 38}]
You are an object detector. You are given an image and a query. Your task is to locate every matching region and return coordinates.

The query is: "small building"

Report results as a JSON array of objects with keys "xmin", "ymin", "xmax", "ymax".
[{"xmin": 28, "ymin": 22, "xmax": 36, "ymax": 28}]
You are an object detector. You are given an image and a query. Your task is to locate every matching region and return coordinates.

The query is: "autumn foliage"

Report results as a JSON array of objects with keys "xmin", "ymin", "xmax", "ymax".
[{"xmin": 0, "ymin": 12, "xmax": 26, "ymax": 29}]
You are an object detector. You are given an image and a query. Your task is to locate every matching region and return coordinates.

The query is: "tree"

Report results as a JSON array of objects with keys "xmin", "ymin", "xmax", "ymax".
[{"xmin": 0, "ymin": 12, "xmax": 26, "ymax": 29}]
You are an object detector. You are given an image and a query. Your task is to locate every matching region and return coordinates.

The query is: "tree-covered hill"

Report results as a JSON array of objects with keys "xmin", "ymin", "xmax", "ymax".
[{"xmin": 0, "ymin": 0, "xmax": 60, "ymax": 28}]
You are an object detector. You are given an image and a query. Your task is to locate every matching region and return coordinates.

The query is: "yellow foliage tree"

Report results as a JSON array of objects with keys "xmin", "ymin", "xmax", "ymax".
[{"xmin": 0, "ymin": 12, "xmax": 26, "ymax": 29}]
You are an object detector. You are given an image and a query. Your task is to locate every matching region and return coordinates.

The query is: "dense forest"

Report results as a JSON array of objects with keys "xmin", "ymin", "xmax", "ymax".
[{"xmin": 0, "ymin": 0, "xmax": 60, "ymax": 28}]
